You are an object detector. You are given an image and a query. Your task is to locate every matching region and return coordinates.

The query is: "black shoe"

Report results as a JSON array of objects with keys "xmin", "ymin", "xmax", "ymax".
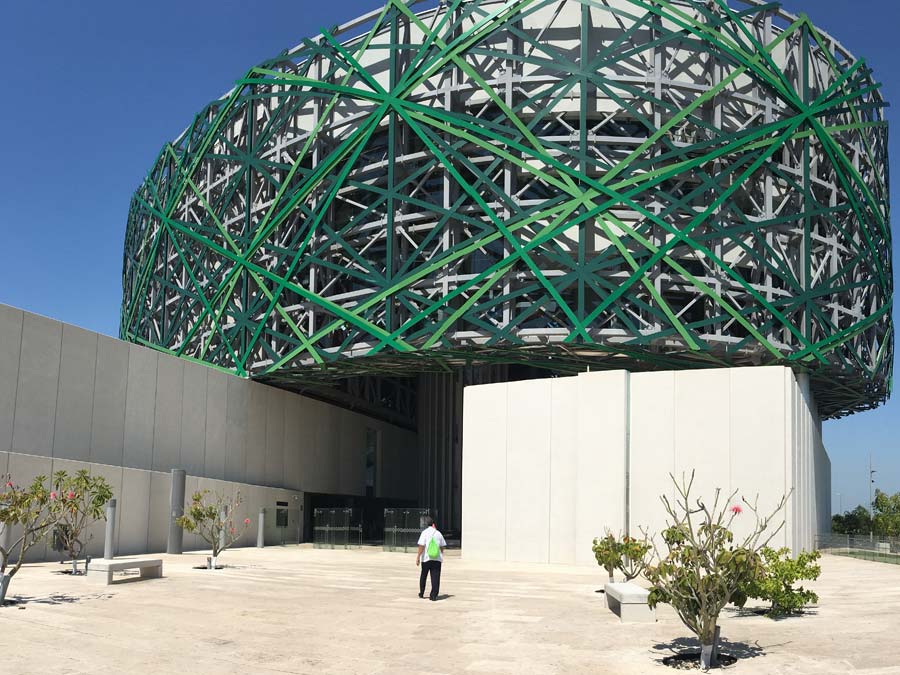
[
  {"xmin": 430, "ymin": 596, "xmax": 437, "ymax": 601},
  {"xmin": 418, "ymin": 593, "xmax": 424, "ymax": 598}
]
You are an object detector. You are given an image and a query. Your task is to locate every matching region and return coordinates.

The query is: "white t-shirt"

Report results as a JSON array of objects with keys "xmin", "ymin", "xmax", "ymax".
[{"xmin": 417, "ymin": 527, "xmax": 447, "ymax": 563}]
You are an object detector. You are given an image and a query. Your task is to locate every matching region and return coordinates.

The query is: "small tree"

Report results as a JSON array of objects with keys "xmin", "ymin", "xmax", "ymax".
[
  {"xmin": 742, "ymin": 547, "xmax": 821, "ymax": 616},
  {"xmin": 831, "ymin": 505, "xmax": 872, "ymax": 535},
  {"xmin": 618, "ymin": 534, "xmax": 652, "ymax": 582},
  {"xmin": 645, "ymin": 472, "xmax": 787, "ymax": 670},
  {"xmin": 50, "ymin": 470, "xmax": 114, "ymax": 574},
  {"xmin": 592, "ymin": 531, "xmax": 652, "ymax": 584},
  {"xmin": 0, "ymin": 475, "xmax": 57, "ymax": 604},
  {"xmin": 872, "ymin": 490, "xmax": 900, "ymax": 537},
  {"xmin": 176, "ymin": 490, "xmax": 250, "ymax": 569},
  {"xmin": 592, "ymin": 532, "xmax": 619, "ymax": 583}
]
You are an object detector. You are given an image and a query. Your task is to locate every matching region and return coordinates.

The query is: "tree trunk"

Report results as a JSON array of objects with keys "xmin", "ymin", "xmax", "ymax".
[
  {"xmin": 700, "ymin": 625, "xmax": 721, "ymax": 670},
  {"xmin": 71, "ymin": 557, "xmax": 78, "ymax": 575},
  {"xmin": 700, "ymin": 644, "xmax": 714, "ymax": 671},
  {"xmin": 0, "ymin": 573, "xmax": 10, "ymax": 605},
  {"xmin": 207, "ymin": 555, "xmax": 217, "ymax": 570}
]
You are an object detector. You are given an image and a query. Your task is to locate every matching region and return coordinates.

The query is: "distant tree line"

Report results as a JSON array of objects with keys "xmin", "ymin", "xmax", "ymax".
[{"xmin": 832, "ymin": 489, "xmax": 900, "ymax": 536}]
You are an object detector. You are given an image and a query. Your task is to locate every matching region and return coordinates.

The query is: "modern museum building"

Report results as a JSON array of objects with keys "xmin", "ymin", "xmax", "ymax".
[{"xmin": 0, "ymin": 0, "xmax": 891, "ymax": 562}]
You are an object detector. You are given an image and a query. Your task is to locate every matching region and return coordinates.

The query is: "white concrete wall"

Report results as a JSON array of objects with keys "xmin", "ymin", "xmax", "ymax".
[
  {"xmin": 462, "ymin": 366, "xmax": 830, "ymax": 563},
  {"xmin": 462, "ymin": 371, "xmax": 629, "ymax": 565}
]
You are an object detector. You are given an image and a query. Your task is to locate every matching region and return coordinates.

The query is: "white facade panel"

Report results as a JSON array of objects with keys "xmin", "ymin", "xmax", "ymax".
[
  {"xmin": 629, "ymin": 371, "xmax": 676, "ymax": 540},
  {"xmin": 504, "ymin": 379, "xmax": 551, "ymax": 563},
  {"xmin": 574, "ymin": 371, "xmax": 628, "ymax": 565},
  {"xmin": 548, "ymin": 378, "xmax": 578, "ymax": 564},
  {"xmin": 462, "ymin": 365, "xmax": 829, "ymax": 563},
  {"xmin": 461, "ymin": 382, "xmax": 508, "ymax": 561}
]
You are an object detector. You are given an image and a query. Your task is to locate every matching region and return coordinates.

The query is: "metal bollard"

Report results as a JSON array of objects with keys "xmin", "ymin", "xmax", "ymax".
[
  {"xmin": 257, "ymin": 507, "xmax": 265, "ymax": 548},
  {"xmin": 167, "ymin": 469, "xmax": 186, "ymax": 554},
  {"xmin": 104, "ymin": 498, "xmax": 118, "ymax": 560}
]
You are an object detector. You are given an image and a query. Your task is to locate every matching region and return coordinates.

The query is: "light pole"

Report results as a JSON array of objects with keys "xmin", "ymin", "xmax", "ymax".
[{"xmin": 869, "ymin": 454, "xmax": 877, "ymax": 540}]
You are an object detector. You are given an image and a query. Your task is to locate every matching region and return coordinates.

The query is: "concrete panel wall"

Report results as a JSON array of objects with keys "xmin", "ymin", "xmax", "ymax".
[
  {"xmin": 180, "ymin": 364, "xmax": 207, "ymax": 476},
  {"xmin": 0, "ymin": 305, "xmax": 23, "ymax": 454},
  {"xmin": 90, "ymin": 336, "xmax": 128, "ymax": 466},
  {"xmin": 53, "ymin": 324, "xmax": 97, "ymax": 461},
  {"xmin": 264, "ymin": 388, "xmax": 285, "ymax": 487},
  {"xmin": 548, "ymin": 378, "xmax": 578, "ymax": 564},
  {"xmin": 118, "ymin": 467, "xmax": 152, "ymax": 555},
  {"xmin": 13, "ymin": 313, "xmax": 62, "ymax": 456},
  {"xmin": 123, "ymin": 346, "xmax": 157, "ymax": 470},
  {"xmin": 152, "ymin": 356, "xmax": 183, "ymax": 473},
  {"xmin": 673, "ymin": 370, "xmax": 731, "ymax": 507},
  {"xmin": 4, "ymin": 452, "xmax": 303, "ymax": 562},
  {"xmin": 204, "ymin": 370, "xmax": 228, "ymax": 481},
  {"xmin": 788, "ymin": 373, "xmax": 829, "ymax": 553},
  {"xmin": 0, "ymin": 303, "xmax": 420, "ymax": 562},
  {"xmin": 729, "ymin": 367, "xmax": 788, "ymax": 545},
  {"xmin": 505, "ymin": 379, "xmax": 551, "ymax": 563},
  {"xmin": 461, "ymin": 382, "xmax": 508, "ymax": 560},
  {"xmin": 629, "ymin": 371, "xmax": 676, "ymax": 538},
  {"xmin": 574, "ymin": 371, "xmax": 628, "ymax": 565},
  {"xmin": 462, "ymin": 366, "xmax": 829, "ymax": 563}
]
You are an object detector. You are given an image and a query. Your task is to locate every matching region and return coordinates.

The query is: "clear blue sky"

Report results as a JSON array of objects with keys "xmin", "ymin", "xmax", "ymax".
[{"xmin": 0, "ymin": 1, "xmax": 896, "ymax": 513}]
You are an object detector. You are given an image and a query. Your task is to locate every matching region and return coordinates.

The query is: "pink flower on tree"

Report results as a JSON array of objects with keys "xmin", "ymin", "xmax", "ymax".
[
  {"xmin": 244, "ymin": 518, "xmax": 251, "ymax": 525},
  {"xmin": 50, "ymin": 491, "xmax": 58, "ymax": 500},
  {"xmin": 66, "ymin": 491, "xmax": 76, "ymax": 500},
  {"xmin": 4, "ymin": 481, "xmax": 12, "ymax": 488},
  {"xmin": 730, "ymin": 505, "xmax": 743, "ymax": 515}
]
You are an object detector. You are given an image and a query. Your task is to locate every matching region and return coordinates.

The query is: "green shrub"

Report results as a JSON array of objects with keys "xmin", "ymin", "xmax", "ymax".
[
  {"xmin": 592, "ymin": 532, "xmax": 652, "ymax": 583},
  {"xmin": 592, "ymin": 533, "xmax": 619, "ymax": 583},
  {"xmin": 618, "ymin": 534, "xmax": 651, "ymax": 581},
  {"xmin": 743, "ymin": 547, "xmax": 820, "ymax": 615}
]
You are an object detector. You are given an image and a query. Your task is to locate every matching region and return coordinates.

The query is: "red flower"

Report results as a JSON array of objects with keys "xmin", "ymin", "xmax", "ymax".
[
  {"xmin": 4, "ymin": 481, "xmax": 12, "ymax": 488},
  {"xmin": 730, "ymin": 505, "xmax": 743, "ymax": 515},
  {"xmin": 66, "ymin": 491, "xmax": 76, "ymax": 500},
  {"xmin": 50, "ymin": 491, "xmax": 58, "ymax": 500},
  {"xmin": 244, "ymin": 518, "xmax": 251, "ymax": 525}
]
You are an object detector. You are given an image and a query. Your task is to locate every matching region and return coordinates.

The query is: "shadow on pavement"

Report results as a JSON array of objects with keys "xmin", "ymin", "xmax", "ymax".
[{"xmin": 650, "ymin": 635, "xmax": 771, "ymax": 664}]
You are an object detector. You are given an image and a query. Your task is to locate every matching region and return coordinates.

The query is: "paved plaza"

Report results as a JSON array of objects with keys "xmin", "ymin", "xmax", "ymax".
[{"xmin": 1, "ymin": 546, "xmax": 898, "ymax": 674}]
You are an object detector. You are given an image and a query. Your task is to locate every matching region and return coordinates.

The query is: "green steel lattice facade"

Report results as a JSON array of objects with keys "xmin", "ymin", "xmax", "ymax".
[{"xmin": 121, "ymin": 0, "xmax": 892, "ymax": 418}]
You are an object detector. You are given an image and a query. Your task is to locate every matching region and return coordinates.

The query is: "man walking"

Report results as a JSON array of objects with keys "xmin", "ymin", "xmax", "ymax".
[{"xmin": 416, "ymin": 515, "xmax": 446, "ymax": 601}]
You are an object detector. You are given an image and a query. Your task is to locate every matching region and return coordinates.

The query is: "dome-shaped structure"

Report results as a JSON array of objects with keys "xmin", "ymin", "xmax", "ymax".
[{"xmin": 121, "ymin": 0, "xmax": 891, "ymax": 418}]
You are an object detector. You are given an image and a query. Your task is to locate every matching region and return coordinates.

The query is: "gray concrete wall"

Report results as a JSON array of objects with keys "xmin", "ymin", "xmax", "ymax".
[
  {"xmin": 0, "ymin": 451, "xmax": 302, "ymax": 561},
  {"xmin": 0, "ymin": 303, "xmax": 420, "ymax": 560},
  {"xmin": 0, "ymin": 303, "xmax": 418, "ymax": 499}
]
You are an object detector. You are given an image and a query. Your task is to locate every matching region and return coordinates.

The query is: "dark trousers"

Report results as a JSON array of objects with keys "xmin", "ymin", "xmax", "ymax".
[{"xmin": 419, "ymin": 560, "xmax": 442, "ymax": 599}]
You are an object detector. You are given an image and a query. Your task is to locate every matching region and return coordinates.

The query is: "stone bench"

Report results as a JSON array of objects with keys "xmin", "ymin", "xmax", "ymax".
[
  {"xmin": 89, "ymin": 558, "xmax": 163, "ymax": 585},
  {"xmin": 604, "ymin": 582, "xmax": 656, "ymax": 623}
]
